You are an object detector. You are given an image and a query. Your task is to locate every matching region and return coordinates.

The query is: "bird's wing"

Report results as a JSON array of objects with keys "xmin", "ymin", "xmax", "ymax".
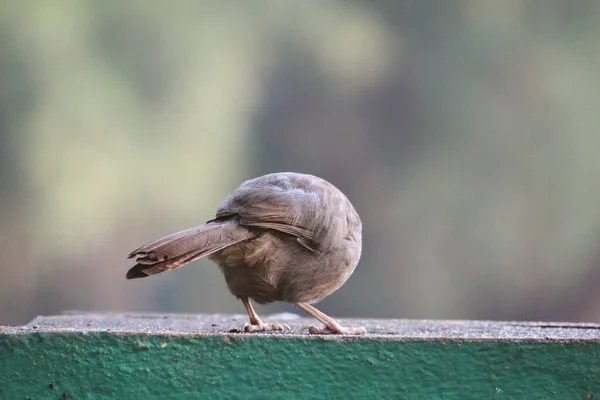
[{"xmin": 213, "ymin": 174, "xmax": 325, "ymax": 243}]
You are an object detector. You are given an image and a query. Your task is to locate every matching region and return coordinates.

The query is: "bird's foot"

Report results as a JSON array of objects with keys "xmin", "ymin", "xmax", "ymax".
[
  {"xmin": 241, "ymin": 322, "xmax": 290, "ymax": 333},
  {"xmin": 301, "ymin": 324, "xmax": 367, "ymax": 335}
]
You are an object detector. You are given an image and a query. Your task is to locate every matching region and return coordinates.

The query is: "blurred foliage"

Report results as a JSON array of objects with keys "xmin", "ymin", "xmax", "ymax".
[{"xmin": 1, "ymin": 0, "xmax": 600, "ymax": 325}]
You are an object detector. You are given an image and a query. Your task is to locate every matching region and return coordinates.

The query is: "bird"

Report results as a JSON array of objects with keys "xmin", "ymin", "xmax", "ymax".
[{"xmin": 126, "ymin": 172, "xmax": 365, "ymax": 335}]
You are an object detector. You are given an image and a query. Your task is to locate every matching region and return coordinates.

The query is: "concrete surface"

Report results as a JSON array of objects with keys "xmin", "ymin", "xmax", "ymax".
[
  {"xmin": 2, "ymin": 311, "xmax": 600, "ymax": 342},
  {"xmin": 2, "ymin": 313, "xmax": 600, "ymax": 399}
]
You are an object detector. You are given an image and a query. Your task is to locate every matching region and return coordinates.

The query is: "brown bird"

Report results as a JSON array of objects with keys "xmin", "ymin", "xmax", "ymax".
[{"xmin": 126, "ymin": 172, "xmax": 365, "ymax": 335}]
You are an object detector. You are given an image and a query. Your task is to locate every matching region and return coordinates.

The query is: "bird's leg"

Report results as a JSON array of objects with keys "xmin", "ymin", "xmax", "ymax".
[
  {"xmin": 240, "ymin": 297, "xmax": 288, "ymax": 333},
  {"xmin": 296, "ymin": 302, "xmax": 366, "ymax": 335}
]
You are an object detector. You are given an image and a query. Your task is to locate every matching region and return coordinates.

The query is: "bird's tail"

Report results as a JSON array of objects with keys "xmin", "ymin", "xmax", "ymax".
[{"xmin": 126, "ymin": 221, "xmax": 254, "ymax": 279}]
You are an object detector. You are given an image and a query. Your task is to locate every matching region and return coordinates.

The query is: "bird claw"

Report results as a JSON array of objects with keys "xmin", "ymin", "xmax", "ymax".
[
  {"xmin": 242, "ymin": 322, "xmax": 289, "ymax": 333},
  {"xmin": 301, "ymin": 324, "xmax": 367, "ymax": 335}
]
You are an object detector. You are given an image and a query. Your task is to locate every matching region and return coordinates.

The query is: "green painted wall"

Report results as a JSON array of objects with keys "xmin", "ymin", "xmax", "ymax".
[{"xmin": 1, "ymin": 332, "xmax": 598, "ymax": 399}]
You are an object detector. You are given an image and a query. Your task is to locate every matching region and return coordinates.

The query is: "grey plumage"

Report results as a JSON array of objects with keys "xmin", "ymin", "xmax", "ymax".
[
  {"xmin": 127, "ymin": 172, "xmax": 365, "ymax": 335},
  {"xmin": 127, "ymin": 222, "xmax": 254, "ymax": 279}
]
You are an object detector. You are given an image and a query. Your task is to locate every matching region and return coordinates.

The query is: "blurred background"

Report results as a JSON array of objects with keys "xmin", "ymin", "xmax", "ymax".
[{"xmin": 2, "ymin": 0, "xmax": 600, "ymax": 326}]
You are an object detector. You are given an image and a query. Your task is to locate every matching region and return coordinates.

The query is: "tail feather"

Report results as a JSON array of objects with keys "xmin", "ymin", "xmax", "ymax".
[
  {"xmin": 126, "ymin": 221, "xmax": 254, "ymax": 279},
  {"xmin": 126, "ymin": 248, "xmax": 206, "ymax": 279},
  {"xmin": 127, "ymin": 225, "xmax": 211, "ymax": 259}
]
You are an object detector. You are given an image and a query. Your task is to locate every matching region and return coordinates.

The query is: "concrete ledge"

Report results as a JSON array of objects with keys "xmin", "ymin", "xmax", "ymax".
[{"xmin": 2, "ymin": 313, "xmax": 600, "ymax": 399}]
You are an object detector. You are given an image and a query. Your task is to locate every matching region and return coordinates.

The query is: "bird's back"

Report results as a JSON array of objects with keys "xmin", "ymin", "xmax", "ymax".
[{"xmin": 210, "ymin": 172, "xmax": 362, "ymax": 304}]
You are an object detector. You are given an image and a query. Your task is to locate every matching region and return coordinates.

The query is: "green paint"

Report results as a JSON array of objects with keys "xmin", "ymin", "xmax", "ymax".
[{"xmin": 1, "ymin": 332, "xmax": 599, "ymax": 399}]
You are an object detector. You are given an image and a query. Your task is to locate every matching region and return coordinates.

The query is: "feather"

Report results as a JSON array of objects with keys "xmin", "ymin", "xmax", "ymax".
[{"xmin": 126, "ymin": 221, "xmax": 255, "ymax": 279}]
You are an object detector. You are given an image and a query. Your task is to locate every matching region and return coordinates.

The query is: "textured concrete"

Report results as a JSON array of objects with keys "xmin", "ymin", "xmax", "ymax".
[
  {"xmin": 4, "ymin": 311, "xmax": 600, "ymax": 341},
  {"xmin": 1, "ymin": 313, "xmax": 600, "ymax": 399}
]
